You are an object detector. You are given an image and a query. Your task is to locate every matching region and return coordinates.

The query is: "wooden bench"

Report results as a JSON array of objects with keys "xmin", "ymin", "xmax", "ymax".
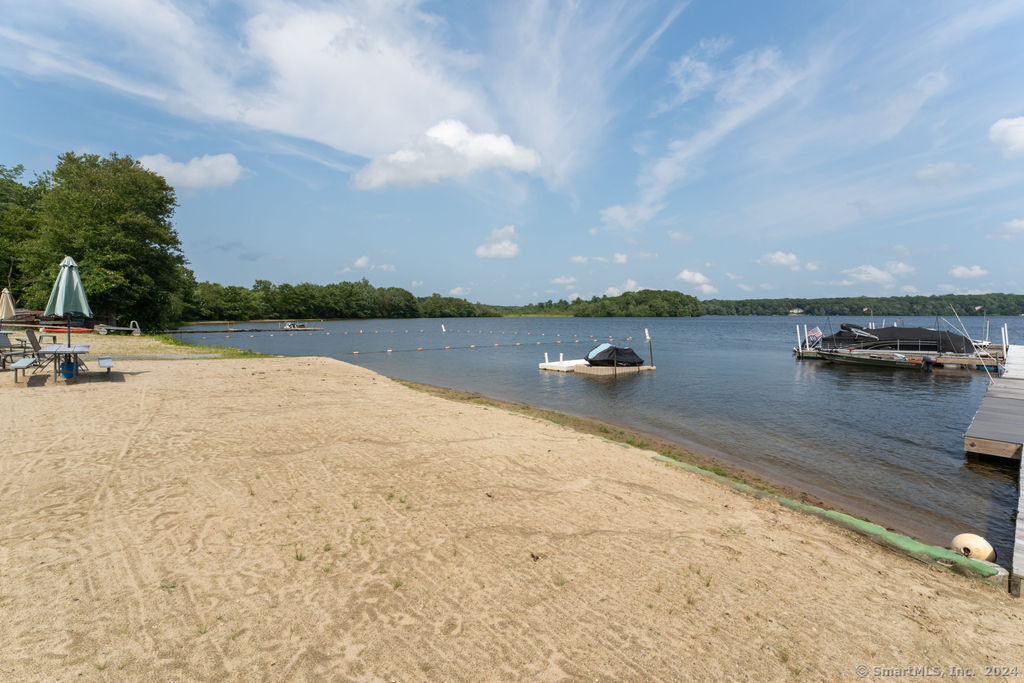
[
  {"xmin": 10, "ymin": 356, "xmax": 36, "ymax": 383},
  {"xmin": 97, "ymin": 355, "xmax": 114, "ymax": 378}
]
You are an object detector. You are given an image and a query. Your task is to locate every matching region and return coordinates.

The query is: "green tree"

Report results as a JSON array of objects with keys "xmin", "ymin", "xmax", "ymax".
[
  {"xmin": 0, "ymin": 164, "xmax": 45, "ymax": 294},
  {"xmin": 19, "ymin": 152, "xmax": 192, "ymax": 330}
]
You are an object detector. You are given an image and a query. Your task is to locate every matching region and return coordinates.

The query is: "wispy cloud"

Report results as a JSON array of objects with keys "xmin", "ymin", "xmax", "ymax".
[
  {"xmin": 914, "ymin": 161, "xmax": 973, "ymax": 183},
  {"xmin": 489, "ymin": 2, "xmax": 685, "ymax": 186},
  {"xmin": 551, "ymin": 275, "xmax": 576, "ymax": 285},
  {"xmin": 603, "ymin": 46, "xmax": 808, "ymax": 230}
]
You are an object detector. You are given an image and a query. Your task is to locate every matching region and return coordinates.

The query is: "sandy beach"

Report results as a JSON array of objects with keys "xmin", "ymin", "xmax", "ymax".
[{"xmin": 1, "ymin": 336, "xmax": 1022, "ymax": 679}]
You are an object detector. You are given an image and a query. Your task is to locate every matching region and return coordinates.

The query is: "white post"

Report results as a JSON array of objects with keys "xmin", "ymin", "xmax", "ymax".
[
  {"xmin": 544, "ymin": 352, "xmax": 549, "ymax": 363},
  {"xmin": 796, "ymin": 325, "xmax": 802, "ymax": 357},
  {"xmin": 559, "ymin": 353, "xmax": 563, "ymax": 362}
]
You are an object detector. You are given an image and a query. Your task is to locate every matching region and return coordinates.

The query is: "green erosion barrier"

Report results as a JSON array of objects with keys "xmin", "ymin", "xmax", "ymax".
[{"xmin": 652, "ymin": 455, "xmax": 1003, "ymax": 582}]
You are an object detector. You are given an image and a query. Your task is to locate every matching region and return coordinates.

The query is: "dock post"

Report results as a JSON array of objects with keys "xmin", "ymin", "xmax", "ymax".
[
  {"xmin": 544, "ymin": 352, "xmax": 549, "ymax": 364},
  {"xmin": 559, "ymin": 353, "xmax": 563, "ymax": 362}
]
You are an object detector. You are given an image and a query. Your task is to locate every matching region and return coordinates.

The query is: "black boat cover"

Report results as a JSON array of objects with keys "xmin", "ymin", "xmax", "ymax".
[
  {"xmin": 819, "ymin": 324, "xmax": 974, "ymax": 354},
  {"xmin": 584, "ymin": 343, "xmax": 645, "ymax": 366}
]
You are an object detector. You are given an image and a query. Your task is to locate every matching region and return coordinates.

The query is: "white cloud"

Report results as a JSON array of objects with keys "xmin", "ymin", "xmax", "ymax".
[
  {"xmin": 475, "ymin": 225, "xmax": 520, "ymax": 259},
  {"xmin": 841, "ymin": 265, "xmax": 892, "ymax": 286},
  {"xmin": 737, "ymin": 283, "xmax": 755, "ymax": 292},
  {"xmin": 411, "ymin": 281, "xmax": 424, "ymax": 287},
  {"xmin": 838, "ymin": 262, "xmax": 915, "ymax": 287},
  {"xmin": 697, "ymin": 283, "xmax": 718, "ymax": 295},
  {"xmin": 449, "ymin": 286, "xmax": 469, "ymax": 296},
  {"xmin": 570, "ymin": 255, "xmax": 609, "ymax": 264},
  {"xmin": 551, "ymin": 275, "xmax": 576, "ymax": 285},
  {"xmin": 353, "ymin": 255, "xmax": 370, "ymax": 269},
  {"xmin": 600, "ymin": 203, "xmax": 661, "ymax": 231},
  {"xmin": 841, "ymin": 265, "xmax": 889, "ymax": 285},
  {"xmin": 901, "ymin": 285, "xmax": 919, "ymax": 293},
  {"xmin": 1, "ymin": 3, "xmax": 490, "ymax": 161},
  {"xmin": 604, "ymin": 278, "xmax": 643, "ymax": 297},
  {"xmin": 568, "ymin": 292, "xmax": 582, "ymax": 301},
  {"xmin": 138, "ymin": 153, "xmax": 244, "ymax": 189},
  {"xmin": 676, "ymin": 269, "xmax": 710, "ymax": 284},
  {"xmin": 950, "ymin": 265, "xmax": 988, "ymax": 279},
  {"xmin": 804, "ymin": 261, "xmax": 821, "ymax": 271},
  {"xmin": 725, "ymin": 272, "xmax": 740, "ymax": 280},
  {"xmin": 914, "ymin": 161, "xmax": 972, "ymax": 183},
  {"xmin": 613, "ymin": 253, "xmax": 628, "ymax": 264},
  {"xmin": 757, "ymin": 251, "xmax": 800, "ymax": 269},
  {"xmin": 667, "ymin": 230, "xmax": 692, "ymax": 245},
  {"xmin": 354, "ymin": 120, "xmax": 540, "ymax": 189},
  {"xmin": 886, "ymin": 261, "xmax": 915, "ymax": 276},
  {"xmin": 378, "ymin": 264, "xmax": 395, "ymax": 272},
  {"xmin": 986, "ymin": 218, "xmax": 1024, "ymax": 240},
  {"xmin": 989, "ymin": 117, "xmax": 1024, "ymax": 159}
]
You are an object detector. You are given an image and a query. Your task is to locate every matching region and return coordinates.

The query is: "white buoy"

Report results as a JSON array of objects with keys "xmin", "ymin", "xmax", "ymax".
[{"xmin": 951, "ymin": 533, "xmax": 996, "ymax": 562}]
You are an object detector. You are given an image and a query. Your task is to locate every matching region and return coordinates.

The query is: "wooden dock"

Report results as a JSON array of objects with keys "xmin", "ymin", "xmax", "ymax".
[
  {"xmin": 962, "ymin": 344, "xmax": 1024, "ymax": 585},
  {"xmin": 964, "ymin": 345, "xmax": 1024, "ymax": 459}
]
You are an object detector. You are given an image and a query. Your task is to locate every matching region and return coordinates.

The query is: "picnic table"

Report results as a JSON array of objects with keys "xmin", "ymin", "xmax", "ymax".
[{"xmin": 40, "ymin": 344, "xmax": 90, "ymax": 382}]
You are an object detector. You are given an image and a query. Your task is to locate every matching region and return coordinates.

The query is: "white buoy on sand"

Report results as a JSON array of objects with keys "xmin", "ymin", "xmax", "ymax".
[{"xmin": 951, "ymin": 533, "xmax": 996, "ymax": 562}]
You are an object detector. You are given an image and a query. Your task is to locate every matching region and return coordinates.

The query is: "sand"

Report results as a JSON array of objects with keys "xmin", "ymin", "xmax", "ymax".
[{"xmin": 0, "ymin": 339, "xmax": 1022, "ymax": 679}]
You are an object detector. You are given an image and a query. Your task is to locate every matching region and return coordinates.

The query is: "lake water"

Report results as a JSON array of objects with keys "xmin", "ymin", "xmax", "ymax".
[{"xmin": 174, "ymin": 315, "xmax": 1022, "ymax": 565}]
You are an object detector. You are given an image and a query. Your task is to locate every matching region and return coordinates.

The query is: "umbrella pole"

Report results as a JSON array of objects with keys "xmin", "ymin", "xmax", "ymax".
[{"xmin": 67, "ymin": 315, "xmax": 72, "ymax": 347}]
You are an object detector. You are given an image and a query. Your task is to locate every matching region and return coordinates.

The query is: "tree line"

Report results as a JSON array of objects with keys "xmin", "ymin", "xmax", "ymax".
[
  {"xmin": 502, "ymin": 290, "xmax": 702, "ymax": 317},
  {"xmin": 3, "ymin": 153, "xmax": 1020, "ymax": 328},
  {"xmin": 701, "ymin": 294, "xmax": 1024, "ymax": 317}
]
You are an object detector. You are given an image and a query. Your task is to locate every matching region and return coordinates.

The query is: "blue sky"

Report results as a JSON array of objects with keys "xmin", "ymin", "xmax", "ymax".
[{"xmin": 2, "ymin": 1, "xmax": 1024, "ymax": 305}]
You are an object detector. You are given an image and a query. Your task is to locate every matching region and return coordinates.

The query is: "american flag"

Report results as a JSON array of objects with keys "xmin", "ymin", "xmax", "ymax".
[
  {"xmin": 806, "ymin": 326, "xmax": 823, "ymax": 341},
  {"xmin": 974, "ymin": 305, "xmax": 983, "ymax": 311},
  {"xmin": 862, "ymin": 306, "xmax": 870, "ymax": 312}
]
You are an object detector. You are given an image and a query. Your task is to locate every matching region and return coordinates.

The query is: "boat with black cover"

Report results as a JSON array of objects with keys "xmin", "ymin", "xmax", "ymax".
[{"xmin": 583, "ymin": 343, "xmax": 645, "ymax": 367}]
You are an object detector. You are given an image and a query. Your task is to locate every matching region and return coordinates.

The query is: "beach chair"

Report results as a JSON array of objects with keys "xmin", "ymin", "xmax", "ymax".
[
  {"xmin": 23, "ymin": 329, "xmax": 57, "ymax": 375},
  {"xmin": 0, "ymin": 333, "xmax": 29, "ymax": 369}
]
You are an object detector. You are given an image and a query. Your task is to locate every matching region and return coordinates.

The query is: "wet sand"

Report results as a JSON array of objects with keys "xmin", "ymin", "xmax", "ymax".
[{"xmin": 0, "ymin": 336, "xmax": 1021, "ymax": 678}]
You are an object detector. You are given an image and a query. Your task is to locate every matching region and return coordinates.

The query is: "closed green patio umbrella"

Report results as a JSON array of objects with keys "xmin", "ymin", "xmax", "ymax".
[{"xmin": 44, "ymin": 256, "xmax": 93, "ymax": 346}]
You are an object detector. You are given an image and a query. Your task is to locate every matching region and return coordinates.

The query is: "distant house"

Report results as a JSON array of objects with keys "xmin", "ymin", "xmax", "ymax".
[{"xmin": 788, "ymin": 308, "xmax": 805, "ymax": 315}]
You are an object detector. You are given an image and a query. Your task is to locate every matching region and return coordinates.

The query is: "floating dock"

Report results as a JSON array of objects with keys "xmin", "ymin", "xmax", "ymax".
[{"xmin": 539, "ymin": 356, "xmax": 655, "ymax": 376}]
